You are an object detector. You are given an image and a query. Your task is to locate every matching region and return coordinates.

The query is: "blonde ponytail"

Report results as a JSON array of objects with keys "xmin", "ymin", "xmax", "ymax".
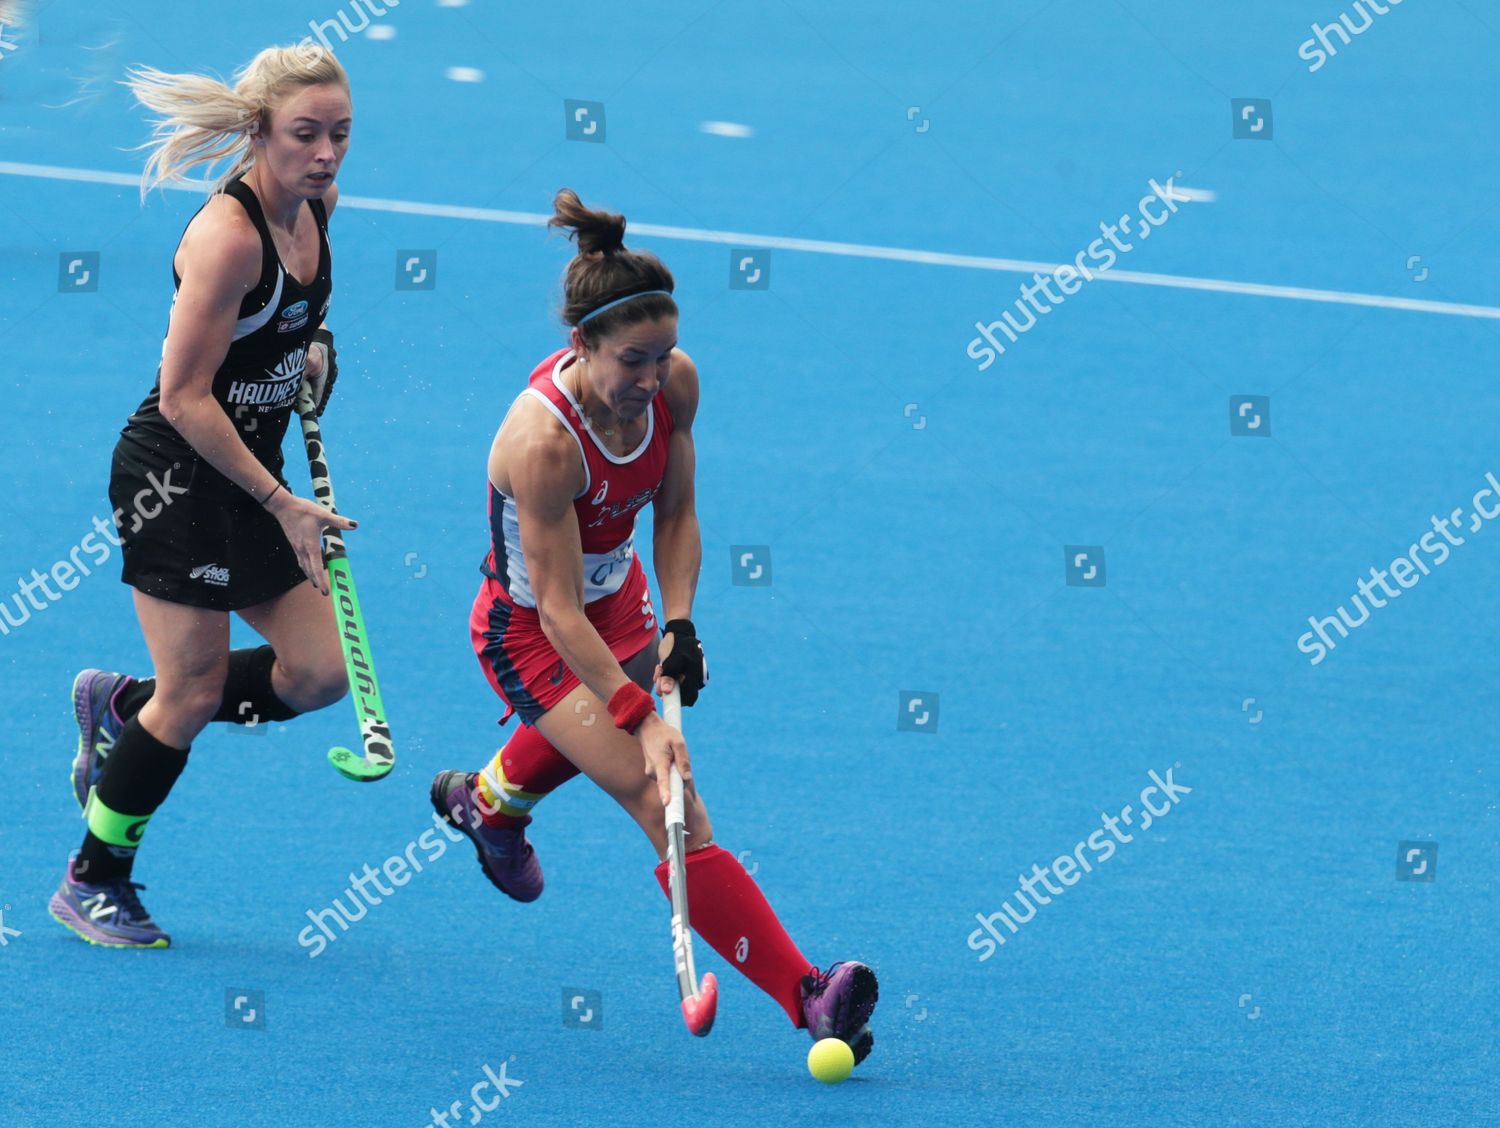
[{"xmin": 126, "ymin": 44, "xmax": 349, "ymax": 198}]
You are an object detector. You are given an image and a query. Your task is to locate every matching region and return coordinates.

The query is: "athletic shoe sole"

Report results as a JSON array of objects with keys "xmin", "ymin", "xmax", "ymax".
[
  {"xmin": 70, "ymin": 669, "xmax": 120, "ymax": 811},
  {"xmin": 47, "ymin": 892, "xmax": 170, "ymax": 950},
  {"xmin": 806, "ymin": 963, "xmax": 880, "ymax": 1063},
  {"xmin": 840, "ymin": 965, "xmax": 880, "ymax": 1056},
  {"xmin": 848, "ymin": 1024, "xmax": 875, "ymax": 1066},
  {"xmin": 70, "ymin": 669, "xmax": 96, "ymax": 810}
]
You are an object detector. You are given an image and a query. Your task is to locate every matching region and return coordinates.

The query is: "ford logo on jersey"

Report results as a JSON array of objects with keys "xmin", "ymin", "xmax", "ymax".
[{"xmin": 277, "ymin": 299, "xmax": 310, "ymax": 333}]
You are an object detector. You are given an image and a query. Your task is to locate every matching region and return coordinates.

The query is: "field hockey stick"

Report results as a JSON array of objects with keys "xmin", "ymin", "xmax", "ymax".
[
  {"xmin": 661, "ymin": 685, "xmax": 718, "ymax": 1036},
  {"xmin": 296, "ymin": 383, "xmax": 395, "ymax": 783}
]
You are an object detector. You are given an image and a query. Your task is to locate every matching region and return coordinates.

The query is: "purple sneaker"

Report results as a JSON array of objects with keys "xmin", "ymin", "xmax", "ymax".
[
  {"xmin": 800, "ymin": 961, "xmax": 879, "ymax": 1064},
  {"xmin": 430, "ymin": 771, "xmax": 544, "ymax": 903},
  {"xmin": 48, "ymin": 855, "xmax": 170, "ymax": 949},
  {"xmin": 71, "ymin": 669, "xmax": 134, "ymax": 810}
]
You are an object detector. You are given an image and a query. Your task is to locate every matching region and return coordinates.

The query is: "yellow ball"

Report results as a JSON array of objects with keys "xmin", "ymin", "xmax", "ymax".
[{"xmin": 807, "ymin": 1037, "xmax": 854, "ymax": 1084}]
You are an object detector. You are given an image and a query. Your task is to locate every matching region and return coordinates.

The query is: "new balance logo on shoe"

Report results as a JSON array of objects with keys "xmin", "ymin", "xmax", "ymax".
[{"xmin": 80, "ymin": 893, "xmax": 117, "ymax": 921}]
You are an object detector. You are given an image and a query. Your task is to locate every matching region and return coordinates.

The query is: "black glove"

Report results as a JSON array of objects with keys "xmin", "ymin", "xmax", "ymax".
[
  {"xmin": 660, "ymin": 618, "xmax": 708, "ymax": 706},
  {"xmin": 308, "ymin": 327, "xmax": 338, "ymax": 417}
]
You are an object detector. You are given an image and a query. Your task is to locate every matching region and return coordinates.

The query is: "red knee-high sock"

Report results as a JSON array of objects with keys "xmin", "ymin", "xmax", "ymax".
[
  {"xmin": 653, "ymin": 844, "xmax": 815, "ymax": 1028},
  {"xmin": 474, "ymin": 724, "xmax": 580, "ymax": 829}
]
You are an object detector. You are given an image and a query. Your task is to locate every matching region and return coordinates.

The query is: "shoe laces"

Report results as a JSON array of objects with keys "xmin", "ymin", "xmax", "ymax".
[
  {"xmin": 802, "ymin": 962, "xmax": 844, "ymax": 998},
  {"xmin": 480, "ymin": 825, "xmax": 528, "ymax": 860},
  {"xmin": 107, "ymin": 880, "xmax": 153, "ymax": 924}
]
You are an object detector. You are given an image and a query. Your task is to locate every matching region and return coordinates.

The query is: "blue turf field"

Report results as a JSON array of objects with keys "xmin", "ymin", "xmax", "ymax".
[{"xmin": 2, "ymin": 1, "xmax": 1499, "ymax": 1124}]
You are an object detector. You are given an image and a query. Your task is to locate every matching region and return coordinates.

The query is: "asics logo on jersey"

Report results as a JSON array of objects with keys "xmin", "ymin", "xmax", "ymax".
[
  {"xmin": 591, "ymin": 481, "xmax": 610, "ymax": 505},
  {"xmin": 80, "ymin": 893, "xmax": 117, "ymax": 921},
  {"xmin": 190, "ymin": 564, "xmax": 231, "ymax": 586},
  {"xmin": 735, "ymin": 936, "xmax": 750, "ymax": 963},
  {"xmin": 586, "ymin": 484, "xmax": 658, "ymax": 529},
  {"xmin": 277, "ymin": 299, "xmax": 310, "ymax": 333}
]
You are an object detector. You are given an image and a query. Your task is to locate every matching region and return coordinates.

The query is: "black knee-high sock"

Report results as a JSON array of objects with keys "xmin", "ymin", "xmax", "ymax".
[
  {"xmin": 112, "ymin": 646, "xmax": 300, "ymax": 727},
  {"xmin": 76, "ymin": 718, "xmax": 190, "ymax": 884},
  {"xmin": 210, "ymin": 645, "xmax": 300, "ymax": 724}
]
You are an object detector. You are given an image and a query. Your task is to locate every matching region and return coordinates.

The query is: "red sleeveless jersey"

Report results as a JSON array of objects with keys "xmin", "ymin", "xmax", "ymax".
[{"xmin": 483, "ymin": 348, "xmax": 674, "ymax": 608}]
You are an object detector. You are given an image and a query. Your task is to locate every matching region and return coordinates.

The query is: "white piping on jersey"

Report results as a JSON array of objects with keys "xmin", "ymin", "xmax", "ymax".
[
  {"xmin": 232, "ymin": 268, "xmax": 285, "ymax": 340},
  {"xmin": 517, "ymin": 386, "xmax": 591, "ymax": 501},
  {"xmin": 159, "ymin": 268, "xmax": 284, "ymax": 359},
  {"xmin": 549, "ymin": 350, "xmax": 656, "ymax": 465},
  {"xmin": 491, "ymin": 354, "xmax": 656, "ymax": 609}
]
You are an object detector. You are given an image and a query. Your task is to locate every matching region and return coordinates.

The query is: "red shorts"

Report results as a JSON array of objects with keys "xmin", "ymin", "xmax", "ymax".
[{"xmin": 470, "ymin": 557, "xmax": 658, "ymax": 726}]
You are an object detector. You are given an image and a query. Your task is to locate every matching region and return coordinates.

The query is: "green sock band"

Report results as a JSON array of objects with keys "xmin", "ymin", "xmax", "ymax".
[{"xmin": 86, "ymin": 792, "xmax": 152, "ymax": 848}]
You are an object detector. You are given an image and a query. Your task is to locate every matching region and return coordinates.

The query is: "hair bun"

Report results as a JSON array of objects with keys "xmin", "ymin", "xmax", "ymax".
[
  {"xmin": 582, "ymin": 215, "xmax": 626, "ymax": 256},
  {"xmin": 549, "ymin": 188, "xmax": 628, "ymax": 255},
  {"xmin": 550, "ymin": 186, "xmax": 676, "ymax": 335}
]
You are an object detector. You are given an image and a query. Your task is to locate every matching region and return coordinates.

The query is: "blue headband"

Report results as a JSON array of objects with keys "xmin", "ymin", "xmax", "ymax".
[{"xmin": 576, "ymin": 289, "xmax": 674, "ymax": 325}]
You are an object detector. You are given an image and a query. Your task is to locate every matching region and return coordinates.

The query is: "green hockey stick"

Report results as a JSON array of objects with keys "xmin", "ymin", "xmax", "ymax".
[{"xmin": 296, "ymin": 383, "xmax": 395, "ymax": 782}]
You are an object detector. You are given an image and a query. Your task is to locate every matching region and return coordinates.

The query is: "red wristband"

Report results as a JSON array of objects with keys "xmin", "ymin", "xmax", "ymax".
[{"xmin": 607, "ymin": 683, "xmax": 655, "ymax": 734}]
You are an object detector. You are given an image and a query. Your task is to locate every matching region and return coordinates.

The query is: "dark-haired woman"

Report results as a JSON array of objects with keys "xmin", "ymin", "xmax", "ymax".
[{"xmin": 431, "ymin": 189, "xmax": 879, "ymax": 1060}]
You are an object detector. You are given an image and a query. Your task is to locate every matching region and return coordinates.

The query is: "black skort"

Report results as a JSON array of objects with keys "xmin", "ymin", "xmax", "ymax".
[{"xmin": 109, "ymin": 436, "xmax": 308, "ymax": 612}]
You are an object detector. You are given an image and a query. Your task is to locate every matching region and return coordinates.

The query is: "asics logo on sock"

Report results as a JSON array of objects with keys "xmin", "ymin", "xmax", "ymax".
[
  {"xmin": 80, "ymin": 893, "xmax": 117, "ymax": 921},
  {"xmin": 190, "ymin": 563, "xmax": 231, "ymax": 586},
  {"xmin": 125, "ymin": 819, "xmax": 148, "ymax": 844},
  {"xmin": 735, "ymin": 936, "xmax": 750, "ymax": 963}
]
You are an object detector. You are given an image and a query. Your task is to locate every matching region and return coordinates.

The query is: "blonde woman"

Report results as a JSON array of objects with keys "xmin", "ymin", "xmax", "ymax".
[{"xmin": 51, "ymin": 45, "xmax": 358, "ymax": 948}]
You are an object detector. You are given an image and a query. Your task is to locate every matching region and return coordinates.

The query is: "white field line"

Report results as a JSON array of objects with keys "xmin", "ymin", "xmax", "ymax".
[{"xmin": 2, "ymin": 160, "xmax": 1496, "ymax": 321}]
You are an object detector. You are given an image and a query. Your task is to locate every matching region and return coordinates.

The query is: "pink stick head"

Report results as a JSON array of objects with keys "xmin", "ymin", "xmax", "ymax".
[{"xmin": 681, "ymin": 972, "xmax": 719, "ymax": 1037}]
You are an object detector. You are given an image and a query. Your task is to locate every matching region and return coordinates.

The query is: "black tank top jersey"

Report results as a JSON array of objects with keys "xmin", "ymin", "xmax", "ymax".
[{"xmin": 119, "ymin": 177, "xmax": 332, "ymax": 483}]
